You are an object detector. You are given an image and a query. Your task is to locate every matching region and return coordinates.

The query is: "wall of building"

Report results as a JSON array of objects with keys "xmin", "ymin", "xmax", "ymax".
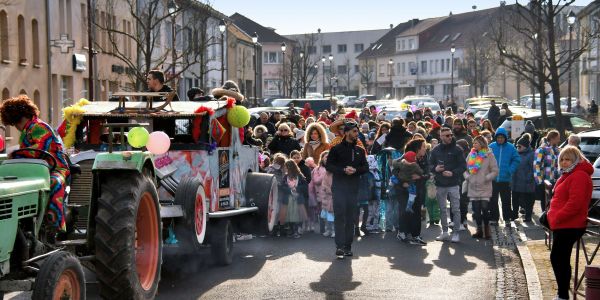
[{"xmin": 0, "ymin": 0, "xmax": 49, "ymax": 141}]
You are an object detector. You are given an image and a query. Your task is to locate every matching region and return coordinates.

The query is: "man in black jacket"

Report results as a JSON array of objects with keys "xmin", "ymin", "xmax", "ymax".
[
  {"xmin": 325, "ymin": 121, "xmax": 368, "ymax": 259},
  {"xmin": 487, "ymin": 100, "xmax": 501, "ymax": 128},
  {"xmin": 429, "ymin": 127, "xmax": 467, "ymax": 243}
]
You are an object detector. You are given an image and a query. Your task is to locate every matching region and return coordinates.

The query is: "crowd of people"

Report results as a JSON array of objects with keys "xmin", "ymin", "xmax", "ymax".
[{"xmin": 245, "ymin": 100, "xmax": 593, "ymax": 300}]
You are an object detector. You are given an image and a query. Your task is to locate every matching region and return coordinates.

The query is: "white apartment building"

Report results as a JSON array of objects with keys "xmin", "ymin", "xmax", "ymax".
[{"xmin": 286, "ymin": 29, "xmax": 388, "ymax": 97}]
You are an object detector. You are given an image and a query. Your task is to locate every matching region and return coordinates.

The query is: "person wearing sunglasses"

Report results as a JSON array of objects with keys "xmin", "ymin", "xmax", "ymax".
[
  {"xmin": 429, "ymin": 127, "xmax": 467, "ymax": 243},
  {"xmin": 325, "ymin": 121, "xmax": 368, "ymax": 259},
  {"xmin": 267, "ymin": 123, "xmax": 302, "ymax": 156}
]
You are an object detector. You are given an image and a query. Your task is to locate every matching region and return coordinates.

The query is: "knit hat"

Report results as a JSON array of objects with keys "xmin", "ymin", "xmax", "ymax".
[
  {"xmin": 404, "ymin": 151, "xmax": 417, "ymax": 163},
  {"xmin": 430, "ymin": 120, "xmax": 441, "ymax": 130},
  {"xmin": 524, "ymin": 120, "xmax": 535, "ymax": 134},
  {"xmin": 361, "ymin": 123, "xmax": 369, "ymax": 131},
  {"xmin": 517, "ymin": 133, "xmax": 531, "ymax": 148},
  {"xmin": 295, "ymin": 129, "xmax": 306, "ymax": 141},
  {"xmin": 345, "ymin": 110, "xmax": 358, "ymax": 120}
]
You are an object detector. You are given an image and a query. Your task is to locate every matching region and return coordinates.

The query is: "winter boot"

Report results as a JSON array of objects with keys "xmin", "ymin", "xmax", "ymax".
[
  {"xmin": 484, "ymin": 224, "xmax": 492, "ymax": 240},
  {"xmin": 471, "ymin": 226, "xmax": 483, "ymax": 239}
]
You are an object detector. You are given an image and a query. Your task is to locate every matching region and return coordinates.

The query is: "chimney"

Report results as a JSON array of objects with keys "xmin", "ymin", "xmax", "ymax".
[
  {"xmin": 449, "ymin": 11, "xmax": 453, "ymax": 16},
  {"xmin": 390, "ymin": 24, "xmax": 393, "ymax": 29}
]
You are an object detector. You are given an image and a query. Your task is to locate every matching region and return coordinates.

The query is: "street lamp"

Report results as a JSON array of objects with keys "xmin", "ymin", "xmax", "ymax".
[
  {"xmin": 389, "ymin": 58, "xmax": 394, "ymax": 99},
  {"xmin": 328, "ymin": 54, "xmax": 333, "ymax": 101},
  {"xmin": 168, "ymin": 0, "xmax": 177, "ymax": 90},
  {"xmin": 252, "ymin": 32, "xmax": 259, "ymax": 106},
  {"xmin": 567, "ymin": 10, "xmax": 576, "ymax": 112},
  {"xmin": 450, "ymin": 44, "xmax": 456, "ymax": 102},
  {"xmin": 219, "ymin": 19, "xmax": 226, "ymax": 85},
  {"xmin": 281, "ymin": 42, "xmax": 286, "ymax": 97},
  {"xmin": 321, "ymin": 56, "xmax": 326, "ymax": 96},
  {"xmin": 298, "ymin": 51, "xmax": 304, "ymax": 97}
]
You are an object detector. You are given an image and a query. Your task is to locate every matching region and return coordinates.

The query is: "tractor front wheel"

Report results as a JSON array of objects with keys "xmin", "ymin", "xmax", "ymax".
[
  {"xmin": 95, "ymin": 173, "xmax": 162, "ymax": 299},
  {"xmin": 32, "ymin": 251, "xmax": 85, "ymax": 300}
]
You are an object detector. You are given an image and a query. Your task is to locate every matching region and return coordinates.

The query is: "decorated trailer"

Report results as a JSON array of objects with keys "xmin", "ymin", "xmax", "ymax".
[{"xmin": 0, "ymin": 94, "xmax": 278, "ymax": 299}]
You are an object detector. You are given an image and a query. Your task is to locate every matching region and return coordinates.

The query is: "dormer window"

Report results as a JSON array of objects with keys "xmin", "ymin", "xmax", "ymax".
[
  {"xmin": 452, "ymin": 33, "xmax": 462, "ymax": 41},
  {"xmin": 440, "ymin": 34, "xmax": 449, "ymax": 43}
]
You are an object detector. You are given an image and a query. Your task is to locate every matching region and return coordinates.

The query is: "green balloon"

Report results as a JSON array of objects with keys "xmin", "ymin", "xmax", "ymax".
[{"xmin": 128, "ymin": 126, "xmax": 150, "ymax": 148}]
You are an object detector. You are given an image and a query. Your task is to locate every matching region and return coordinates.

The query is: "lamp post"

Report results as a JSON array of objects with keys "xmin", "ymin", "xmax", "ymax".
[
  {"xmin": 321, "ymin": 56, "xmax": 326, "ymax": 96},
  {"xmin": 219, "ymin": 19, "xmax": 226, "ymax": 85},
  {"xmin": 168, "ymin": 0, "xmax": 177, "ymax": 90},
  {"xmin": 299, "ymin": 50, "xmax": 304, "ymax": 98},
  {"xmin": 567, "ymin": 10, "xmax": 576, "ymax": 112},
  {"xmin": 252, "ymin": 32, "xmax": 259, "ymax": 106},
  {"xmin": 328, "ymin": 54, "xmax": 333, "ymax": 101},
  {"xmin": 450, "ymin": 44, "xmax": 456, "ymax": 102},
  {"xmin": 389, "ymin": 58, "xmax": 394, "ymax": 99},
  {"xmin": 281, "ymin": 42, "xmax": 286, "ymax": 97}
]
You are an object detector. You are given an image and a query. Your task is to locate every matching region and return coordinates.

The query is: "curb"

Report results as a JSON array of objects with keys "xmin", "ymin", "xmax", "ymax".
[{"xmin": 514, "ymin": 223, "xmax": 544, "ymax": 300}]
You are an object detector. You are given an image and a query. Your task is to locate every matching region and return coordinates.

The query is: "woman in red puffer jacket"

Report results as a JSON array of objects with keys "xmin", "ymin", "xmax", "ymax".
[{"xmin": 547, "ymin": 146, "xmax": 593, "ymax": 300}]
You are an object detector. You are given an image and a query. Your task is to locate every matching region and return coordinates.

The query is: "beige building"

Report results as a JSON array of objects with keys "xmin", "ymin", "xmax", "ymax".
[
  {"xmin": 0, "ymin": 0, "xmax": 49, "ymax": 141},
  {"xmin": 227, "ymin": 23, "xmax": 258, "ymax": 100}
]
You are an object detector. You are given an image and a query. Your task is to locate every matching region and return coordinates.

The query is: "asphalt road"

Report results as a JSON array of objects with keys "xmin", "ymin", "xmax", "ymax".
[
  {"xmin": 157, "ymin": 224, "xmax": 496, "ymax": 300},
  {"xmin": 6, "ymin": 223, "xmax": 497, "ymax": 300}
]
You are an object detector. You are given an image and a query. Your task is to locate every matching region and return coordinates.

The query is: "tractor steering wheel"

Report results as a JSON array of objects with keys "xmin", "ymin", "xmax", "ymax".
[{"xmin": 11, "ymin": 148, "xmax": 58, "ymax": 173}]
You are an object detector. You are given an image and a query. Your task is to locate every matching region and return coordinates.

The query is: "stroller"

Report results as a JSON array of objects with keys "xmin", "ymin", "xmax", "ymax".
[{"xmin": 376, "ymin": 147, "xmax": 402, "ymax": 231}]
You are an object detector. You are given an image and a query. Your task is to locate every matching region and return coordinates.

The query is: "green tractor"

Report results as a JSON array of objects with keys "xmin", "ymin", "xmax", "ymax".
[{"xmin": 0, "ymin": 125, "xmax": 163, "ymax": 299}]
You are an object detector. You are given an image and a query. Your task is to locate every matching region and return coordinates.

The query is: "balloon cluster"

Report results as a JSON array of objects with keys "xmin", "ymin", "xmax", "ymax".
[
  {"xmin": 127, "ymin": 127, "xmax": 171, "ymax": 155},
  {"xmin": 226, "ymin": 103, "xmax": 251, "ymax": 128}
]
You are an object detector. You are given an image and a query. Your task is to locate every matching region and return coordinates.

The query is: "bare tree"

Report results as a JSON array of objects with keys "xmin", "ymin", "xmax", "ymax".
[
  {"xmin": 359, "ymin": 59, "xmax": 375, "ymax": 95},
  {"xmin": 458, "ymin": 36, "xmax": 498, "ymax": 97},
  {"xmin": 95, "ymin": 0, "xmax": 222, "ymax": 90},
  {"xmin": 491, "ymin": 0, "xmax": 596, "ymax": 136}
]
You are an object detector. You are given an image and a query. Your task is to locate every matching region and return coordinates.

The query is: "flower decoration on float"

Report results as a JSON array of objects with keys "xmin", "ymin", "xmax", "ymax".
[{"xmin": 57, "ymin": 98, "xmax": 90, "ymax": 148}]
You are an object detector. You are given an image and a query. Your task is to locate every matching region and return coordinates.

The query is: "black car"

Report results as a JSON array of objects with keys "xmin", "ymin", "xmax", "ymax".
[{"xmin": 499, "ymin": 112, "xmax": 594, "ymax": 139}]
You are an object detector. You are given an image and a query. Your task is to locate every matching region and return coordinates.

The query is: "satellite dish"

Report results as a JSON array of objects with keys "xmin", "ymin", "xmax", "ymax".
[{"xmin": 472, "ymin": 5, "xmax": 477, "ymax": 9}]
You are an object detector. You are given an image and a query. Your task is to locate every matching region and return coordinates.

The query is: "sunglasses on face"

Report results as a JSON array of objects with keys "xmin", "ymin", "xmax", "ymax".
[
  {"xmin": 442, "ymin": 134, "xmax": 452, "ymax": 138},
  {"xmin": 280, "ymin": 129, "xmax": 288, "ymax": 132}
]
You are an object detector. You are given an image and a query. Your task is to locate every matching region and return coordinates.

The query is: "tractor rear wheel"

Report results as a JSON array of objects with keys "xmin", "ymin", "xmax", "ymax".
[
  {"xmin": 210, "ymin": 218, "xmax": 234, "ymax": 266},
  {"xmin": 95, "ymin": 173, "xmax": 162, "ymax": 300},
  {"xmin": 32, "ymin": 250, "xmax": 85, "ymax": 300}
]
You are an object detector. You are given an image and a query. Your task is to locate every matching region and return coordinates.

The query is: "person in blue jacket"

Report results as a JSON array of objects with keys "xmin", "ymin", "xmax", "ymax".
[{"xmin": 488, "ymin": 127, "xmax": 521, "ymax": 226}]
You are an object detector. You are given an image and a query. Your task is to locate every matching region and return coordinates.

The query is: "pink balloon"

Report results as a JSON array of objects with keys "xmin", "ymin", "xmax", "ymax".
[
  {"xmin": 0, "ymin": 135, "xmax": 4, "ymax": 152},
  {"xmin": 147, "ymin": 131, "xmax": 170, "ymax": 155}
]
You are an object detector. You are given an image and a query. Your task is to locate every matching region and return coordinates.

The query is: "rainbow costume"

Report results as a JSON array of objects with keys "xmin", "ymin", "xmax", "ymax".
[{"xmin": 18, "ymin": 117, "xmax": 70, "ymax": 232}]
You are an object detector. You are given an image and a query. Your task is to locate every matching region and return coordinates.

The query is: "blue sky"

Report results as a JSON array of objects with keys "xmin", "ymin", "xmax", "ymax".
[{"xmin": 211, "ymin": 0, "xmax": 593, "ymax": 35}]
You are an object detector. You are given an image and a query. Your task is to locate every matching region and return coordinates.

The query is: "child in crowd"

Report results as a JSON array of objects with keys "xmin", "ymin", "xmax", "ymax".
[
  {"xmin": 305, "ymin": 157, "xmax": 319, "ymax": 232},
  {"xmin": 312, "ymin": 151, "xmax": 335, "ymax": 238},
  {"xmin": 290, "ymin": 150, "xmax": 311, "ymax": 233},
  {"xmin": 282, "ymin": 159, "xmax": 308, "ymax": 238},
  {"xmin": 366, "ymin": 155, "xmax": 383, "ymax": 232},
  {"xmin": 268, "ymin": 153, "xmax": 287, "ymax": 237},
  {"xmin": 392, "ymin": 151, "xmax": 424, "ymax": 213}
]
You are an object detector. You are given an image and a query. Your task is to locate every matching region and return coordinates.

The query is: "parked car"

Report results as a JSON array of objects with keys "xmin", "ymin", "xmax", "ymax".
[
  {"xmin": 339, "ymin": 96, "xmax": 358, "ymax": 107},
  {"xmin": 380, "ymin": 107, "xmax": 410, "ymax": 121},
  {"xmin": 465, "ymin": 96, "xmax": 509, "ymax": 109},
  {"xmin": 358, "ymin": 94, "xmax": 377, "ymax": 107},
  {"xmin": 558, "ymin": 129, "xmax": 600, "ymax": 163},
  {"xmin": 306, "ymin": 92, "xmax": 323, "ymax": 99},
  {"xmin": 499, "ymin": 112, "xmax": 594, "ymax": 140},
  {"xmin": 270, "ymin": 98, "xmax": 332, "ymax": 115},
  {"xmin": 400, "ymin": 95, "xmax": 436, "ymax": 106}
]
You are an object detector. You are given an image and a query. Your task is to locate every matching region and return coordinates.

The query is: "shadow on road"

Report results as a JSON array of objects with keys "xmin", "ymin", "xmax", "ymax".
[{"xmin": 309, "ymin": 259, "xmax": 361, "ymax": 300}]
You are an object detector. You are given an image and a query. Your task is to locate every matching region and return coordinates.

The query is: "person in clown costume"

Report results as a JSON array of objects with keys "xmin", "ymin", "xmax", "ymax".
[
  {"xmin": 0, "ymin": 95, "xmax": 71, "ymax": 233},
  {"xmin": 328, "ymin": 110, "xmax": 365, "ymax": 151}
]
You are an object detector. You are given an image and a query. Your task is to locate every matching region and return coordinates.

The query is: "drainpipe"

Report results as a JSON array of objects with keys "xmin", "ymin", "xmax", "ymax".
[{"xmin": 45, "ymin": 0, "xmax": 53, "ymax": 124}]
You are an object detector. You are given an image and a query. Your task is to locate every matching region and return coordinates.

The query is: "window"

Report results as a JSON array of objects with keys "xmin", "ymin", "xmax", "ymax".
[
  {"xmin": 1, "ymin": 88, "xmax": 9, "ymax": 100},
  {"xmin": 264, "ymin": 79, "xmax": 282, "ymax": 96},
  {"xmin": 19, "ymin": 89, "xmax": 26, "ymax": 95},
  {"xmin": 440, "ymin": 34, "xmax": 450, "ymax": 43},
  {"xmin": 452, "ymin": 33, "xmax": 462, "ymax": 41},
  {"xmin": 18, "ymin": 15, "xmax": 25, "ymax": 63},
  {"xmin": 435, "ymin": 59, "xmax": 439, "ymax": 73},
  {"xmin": 408, "ymin": 39, "xmax": 415, "ymax": 50},
  {"xmin": 307, "ymin": 46, "xmax": 316, "ymax": 54},
  {"xmin": 33, "ymin": 90, "xmax": 40, "ymax": 109},
  {"xmin": 81, "ymin": 4, "xmax": 87, "ymax": 48},
  {"xmin": 166, "ymin": 21, "xmax": 173, "ymax": 49},
  {"xmin": 0, "ymin": 10, "xmax": 7, "ymax": 60},
  {"xmin": 409, "ymin": 62, "xmax": 417, "ymax": 75},
  {"xmin": 379, "ymin": 64, "xmax": 385, "ymax": 76},
  {"xmin": 354, "ymin": 43, "xmax": 363, "ymax": 52},
  {"xmin": 82, "ymin": 79, "xmax": 88, "ymax": 99},
  {"xmin": 354, "ymin": 65, "xmax": 360, "ymax": 73},
  {"xmin": 60, "ymin": 76, "xmax": 71, "ymax": 107},
  {"xmin": 59, "ymin": 0, "xmax": 65, "ymax": 34},
  {"xmin": 401, "ymin": 62, "xmax": 405, "ymax": 75},
  {"xmin": 337, "ymin": 44, "xmax": 346, "ymax": 53},
  {"xmin": 153, "ymin": 22, "xmax": 161, "ymax": 46},
  {"xmin": 323, "ymin": 66, "xmax": 331, "ymax": 74},
  {"xmin": 429, "ymin": 60, "xmax": 433, "ymax": 74},
  {"xmin": 441, "ymin": 59, "xmax": 445, "ymax": 72},
  {"xmin": 337, "ymin": 65, "xmax": 347, "ymax": 74},
  {"xmin": 446, "ymin": 59, "xmax": 450, "ymax": 72},
  {"xmin": 322, "ymin": 45, "xmax": 331, "ymax": 53},
  {"xmin": 32, "ymin": 19, "xmax": 40, "ymax": 65},
  {"xmin": 263, "ymin": 51, "xmax": 280, "ymax": 64},
  {"xmin": 421, "ymin": 61, "xmax": 427, "ymax": 74},
  {"xmin": 396, "ymin": 63, "xmax": 401, "ymax": 75}
]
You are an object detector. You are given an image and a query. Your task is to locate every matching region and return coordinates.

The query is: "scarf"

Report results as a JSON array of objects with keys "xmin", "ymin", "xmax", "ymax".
[
  {"xmin": 467, "ymin": 148, "xmax": 488, "ymax": 175},
  {"xmin": 309, "ymin": 140, "xmax": 321, "ymax": 150},
  {"xmin": 560, "ymin": 157, "xmax": 580, "ymax": 175}
]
